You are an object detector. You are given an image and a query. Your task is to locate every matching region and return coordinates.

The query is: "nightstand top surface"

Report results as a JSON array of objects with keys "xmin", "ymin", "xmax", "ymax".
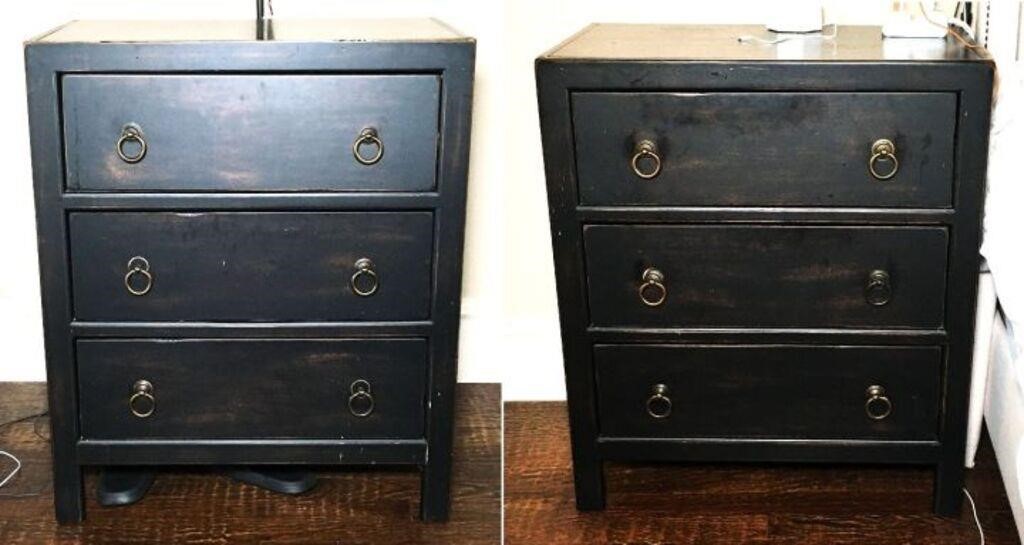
[
  {"xmin": 543, "ymin": 24, "xmax": 987, "ymax": 62},
  {"xmin": 31, "ymin": 18, "xmax": 470, "ymax": 44}
]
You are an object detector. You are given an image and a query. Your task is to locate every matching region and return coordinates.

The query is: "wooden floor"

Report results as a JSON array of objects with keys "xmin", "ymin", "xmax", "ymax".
[
  {"xmin": 505, "ymin": 401, "xmax": 1020, "ymax": 545},
  {"xmin": 0, "ymin": 382, "xmax": 500, "ymax": 545}
]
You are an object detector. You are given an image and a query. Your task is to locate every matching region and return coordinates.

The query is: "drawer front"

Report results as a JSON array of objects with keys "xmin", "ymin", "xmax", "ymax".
[
  {"xmin": 595, "ymin": 344, "xmax": 941, "ymax": 440},
  {"xmin": 62, "ymin": 74, "xmax": 440, "ymax": 192},
  {"xmin": 572, "ymin": 92, "xmax": 956, "ymax": 207},
  {"xmin": 584, "ymin": 225, "xmax": 948, "ymax": 329},
  {"xmin": 69, "ymin": 212, "xmax": 433, "ymax": 321},
  {"xmin": 77, "ymin": 339, "xmax": 427, "ymax": 440}
]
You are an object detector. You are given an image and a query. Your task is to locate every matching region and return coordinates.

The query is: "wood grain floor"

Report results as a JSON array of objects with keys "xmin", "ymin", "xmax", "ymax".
[
  {"xmin": 505, "ymin": 401, "xmax": 1020, "ymax": 545},
  {"xmin": 0, "ymin": 382, "xmax": 500, "ymax": 545}
]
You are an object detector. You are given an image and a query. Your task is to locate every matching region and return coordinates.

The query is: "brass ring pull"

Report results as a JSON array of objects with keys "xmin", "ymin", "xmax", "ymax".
[
  {"xmin": 123, "ymin": 256, "xmax": 153, "ymax": 296},
  {"xmin": 864, "ymin": 269, "xmax": 892, "ymax": 307},
  {"xmin": 631, "ymin": 139, "xmax": 662, "ymax": 180},
  {"xmin": 646, "ymin": 384, "xmax": 672, "ymax": 419},
  {"xmin": 350, "ymin": 258, "xmax": 379, "ymax": 297},
  {"xmin": 352, "ymin": 127, "xmax": 384, "ymax": 166},
  {"xmin": 116, "ymin": 124, "xmax": 147, "ymax": 164},
  {"xmin": 868, "ymin": 138, "xmax": 898, "ymax": 180},
  {"xmin": 865, "ymin": 384, "xmax": 892, "ymax": 421},
  {"xmin": 128, "ymin": 379, "xmax": 155, "ymax": 419},
  {"xmin": 638, "ymin": 267, "xmax": 667, "ymax": 307},
  {"xmin": 348, "ymin": 379, "xmax": 375, "ymax": 417}
]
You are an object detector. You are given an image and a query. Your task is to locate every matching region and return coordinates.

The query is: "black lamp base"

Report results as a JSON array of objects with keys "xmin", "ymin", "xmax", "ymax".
[
  {"xmin": 96, "ymin": 467, "xmax": 155, "ymax": 507},
  {"xmin": 227, "ymin": 467, "xmax": 318, "ymax": 495}
]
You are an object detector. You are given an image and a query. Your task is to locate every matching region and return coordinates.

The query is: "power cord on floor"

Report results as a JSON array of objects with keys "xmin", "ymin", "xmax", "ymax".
[
  {"xmin": 0, "ymin": 449, "xmax": 22, "ymax": 489},
  {"xmin": 964, "ymin": 486, "xmax": 985, "ymax": 545},
  {"xmin": 0, "ymin": 411, "xmax": 49, "ymax": 495}
]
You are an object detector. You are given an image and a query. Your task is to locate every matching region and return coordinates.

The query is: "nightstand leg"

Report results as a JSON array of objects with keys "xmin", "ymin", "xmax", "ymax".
[
  {"xmin": 53, "ymin": 463, "xmax": 84, "ymax": 524},
  {"xmin": 933, "ymin": 460, "xmax": 965, "ymax": 516},
  {"xmin": 420, "ymin": 458, "xmax": 452, "ymax": 522},
  {"xmin": 572, "ymin": 457, "xmax": 606, "ymax": 510}
]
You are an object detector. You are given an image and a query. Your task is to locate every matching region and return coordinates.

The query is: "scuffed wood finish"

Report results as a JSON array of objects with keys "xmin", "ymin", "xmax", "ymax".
[
  {"xmin": 546, "ymin": 24, "xmax": 988, "ymax": 62},
  {"xmin": 0, "ymin": 383, "xmax": 500, "ymax": 544},
  {"xmin": 584, "ymin": 225, "xmax": 949, "ymax": 328},
  {"xmin": 77, "ymin": 339, "xmax": 427, "ymax": 440},
  {"xmin": 573, "ymin": 92, "xmax": 956, "ymax": 207},
  {"xmin": 63, "ymin": 75, "xmax": 441, "ymax": 192},
  {"xmin": 26, "ymin": 21, "xmax": 476, "ymax": 522},
  {"xmin": 594, "ymin": 344, "xmax": 941, "ymax": 440},
  {"xmin": 38, "ymin": 18, "xmax": 466, "ymax": 43},
  {"xmin": 69, "ymin": 212, "xmax": 434, "ymax": 322},
  {"xmin": 537, "ymin": 24, "xmax": 993, "ymax": 516},
  {"xmin": 504, "ymin": 402, "xmax": 1018, "ymax": 545}
]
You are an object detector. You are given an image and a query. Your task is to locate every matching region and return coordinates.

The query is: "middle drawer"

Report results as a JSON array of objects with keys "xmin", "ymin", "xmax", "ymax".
[
  {"xmin": 584, "ymin": 224, "xmax": 948, "ymax": 329},
  {"xmin": 69, "ymin": 212, "xmax": 434, "ymax": 322}
]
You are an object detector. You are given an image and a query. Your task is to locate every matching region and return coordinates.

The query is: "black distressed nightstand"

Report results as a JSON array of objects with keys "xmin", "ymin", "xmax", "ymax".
[
  {"xmin": 536, "ymin": 24, "xmax": 992, "ymax": 515},
  {"xmin": 25, "ymin": 18, "xmax": 474, "ymax": 523}
]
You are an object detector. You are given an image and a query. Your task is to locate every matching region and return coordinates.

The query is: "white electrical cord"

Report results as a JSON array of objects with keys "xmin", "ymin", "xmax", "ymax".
[
  {"xmin": 738, "ymin": 24, "xmax": 837, "ymax": 45},
  {"xmin": 964, "ymin": 487, "xmax": 985, "ymax": 545},
  {"xmin": 0, "ymin": 411, "xmax": 47, "ymax": 493},
  {"xmin": 918, "ymin": 1, "xmax": 984, "ymax": 51},
  {"xmin": 0, "ymin": 450, "xmax": 22, "ymax": 490}
]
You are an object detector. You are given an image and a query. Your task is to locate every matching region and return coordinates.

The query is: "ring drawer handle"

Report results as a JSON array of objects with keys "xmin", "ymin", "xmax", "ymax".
[
  {"xmin": 353, "ymin": 127, "xmax": 384, "ymax": 166},
  {"xmin": 631, "ymin": 139, "xmax": 662, "ymax": 180},
  {"xmin": 116, "ymin": 124, "xmax": 147, "ymax": 164},
  {"xmin": 124, "ymin": 256, "xmax": 153, "ymax": 297},
  {"xmin": 864, "ymin": 269, "xmax": 892, "ymax": 307},
  {"xmin": 350, "ymin": 258, "xmax": 379, "ymax": 297},
  {"xmin": 348, "ymin": 379, "xmax": 375, "ymax": 417},
  {"xmin": 129, "ymin": 379, "xmax": 155, "ymax": 419},
  {"xmin": 865, "ymin": 384, "xmax": 892, "ymax": 421},
  {"xmin": 646, "ymin": 384, "xmax": 672, "ymax": 419},
  {"xmin": 638, "ymin": 267, "xmax": 667, "ymax": 307},
  {"xmin": 868, "ymin": 138, "xmax": 898, "ymax": 181}
]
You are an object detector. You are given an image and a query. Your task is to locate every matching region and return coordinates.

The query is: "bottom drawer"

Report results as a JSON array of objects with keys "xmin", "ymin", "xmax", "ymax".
[
  {"xmin": 594, "ymin": 344, "xmax": 941, "ymax": 441},
  {"xmin": 77, "ymin": 338, "xmax": 427, "ymax": 440}
]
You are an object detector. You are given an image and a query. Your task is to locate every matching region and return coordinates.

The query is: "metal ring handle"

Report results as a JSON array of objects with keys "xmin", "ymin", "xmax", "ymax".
[
  {"xmin": 638, "ymin": 267, "xmax": 667, "ymax": 307},
  {"xmin": 631, "ymin": 140, "xmax": 662, "ymax": 180},
  {"xmin": 865, "ymin": 385, "xmax": 892, "ymax": 421},
  {"xmin": 864, "ymin": 269, "xmax": 892, "ymax": 307},
  {"xmin": 645, "ymin": 384, "xmax": 672, "ymax": 419},
  {"xmin": 868, "ymin": 138, "xmax": 898, "ymax": 181},
  {"xmin": 348, "ymin": 379, "xmax": 375, "ymax": 417},
  {"xmin": 124, "ymin": 256, "xmax": 153, "ymax": 296},
  {"xmin": 116, "ymin": 125, "xmax": 147, "ymax": 164},
  {"xmin": 352, "ymin": 127, "xmax": 384, "ymax": 166},
  {"xmin": 128, "ymin": 380, "xmax": 155, "ymax": 418},
  {"xmin": 350, "ymin": 257, "xmax": 379, "ymax": 297}
]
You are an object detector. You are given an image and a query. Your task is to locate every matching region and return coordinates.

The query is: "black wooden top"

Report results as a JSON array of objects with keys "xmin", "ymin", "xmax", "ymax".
[
  {"xmin": 542, "ymin": 24, "xmax": 987, "ymax": 62},
  {"xmin": 29, "ymin": 18, "xmax": 470, "ymax": 44}
]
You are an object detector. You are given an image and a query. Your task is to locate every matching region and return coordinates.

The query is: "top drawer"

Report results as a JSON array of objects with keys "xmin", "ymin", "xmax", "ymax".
[
  {"xmin": 572, "ymin": 92, "xmax": 956, "ymax": 207},
  {"xmin": 62, "ymin": 74, "xmax": 440, "ymax": 192}
]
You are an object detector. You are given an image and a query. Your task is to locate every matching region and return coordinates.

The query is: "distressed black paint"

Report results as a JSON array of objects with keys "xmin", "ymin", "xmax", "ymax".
[
  {"xmin": 77, "ymin": 339, "xmax": 428, "ymax": 440},
  {"xmin": 69, "ymin": 212, "xmax": 434, "ymax": 322},
  {"xmin": 25, "ymin": 20, "xmax": 475, "ymax": 523},
  {"xmin": 63, "ymin": 74, "xmax": 441, "ymax": 193},
  {"xmin": 573, "ymin": 92, "xmax": 956, "ymax": 207},
  {"xmin": 537, "ymin": 24, "xmax": 993, "ymax": 516}
]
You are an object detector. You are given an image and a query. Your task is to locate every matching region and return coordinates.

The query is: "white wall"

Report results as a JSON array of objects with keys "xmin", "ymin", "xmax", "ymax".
[{"xmin": 0, "ymin": 1, "xmax": 948, "ymax": 398}]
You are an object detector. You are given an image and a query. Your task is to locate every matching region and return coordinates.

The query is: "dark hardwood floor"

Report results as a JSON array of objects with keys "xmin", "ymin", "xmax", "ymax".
[
  {"xmin": 0, "ymin": 382, "xmax": 500, "ymax": 545},
  {"xmin": 505, "ymin": 401, "xmax": 1020, "ymax": 545}
]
